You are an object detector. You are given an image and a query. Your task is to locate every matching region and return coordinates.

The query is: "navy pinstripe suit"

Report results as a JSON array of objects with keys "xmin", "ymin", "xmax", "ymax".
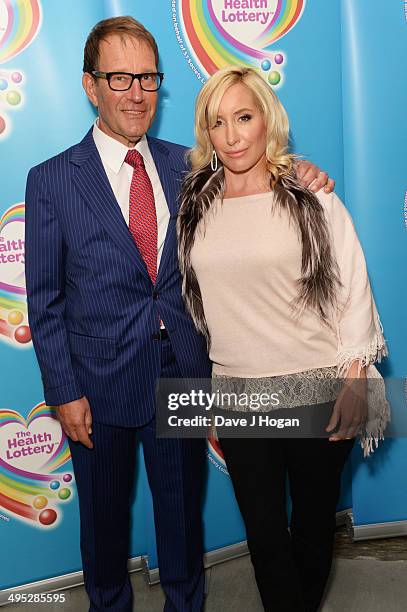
[{"xmin": 25, "ymin": 128, "xmax": 211, "ymax": 611}]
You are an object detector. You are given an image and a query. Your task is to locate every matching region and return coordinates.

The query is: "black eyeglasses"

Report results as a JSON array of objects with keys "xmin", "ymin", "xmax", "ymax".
[{"xmin": 91, "ymin": 71, "xmax": 164, "ymax": 92}]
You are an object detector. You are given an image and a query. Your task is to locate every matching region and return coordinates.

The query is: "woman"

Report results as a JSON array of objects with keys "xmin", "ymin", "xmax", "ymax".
[{"xmin": 177, "ymin": 66, "xmax": 389, "ymax": 612}]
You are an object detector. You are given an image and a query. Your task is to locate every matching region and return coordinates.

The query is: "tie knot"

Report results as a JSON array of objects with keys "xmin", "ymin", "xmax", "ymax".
[{"xmin": 125, "ymin": 149, "xmax": 144, "ymax": 169}]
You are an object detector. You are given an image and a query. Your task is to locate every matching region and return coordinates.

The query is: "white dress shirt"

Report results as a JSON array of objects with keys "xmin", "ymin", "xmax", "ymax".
[{"xmin": 92, "ymin": 120, "xmax": 170, "ymax": 269}]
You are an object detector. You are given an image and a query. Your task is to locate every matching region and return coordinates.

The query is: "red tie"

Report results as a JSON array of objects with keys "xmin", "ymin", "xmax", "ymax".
[{"xmin": 125, "ymin": 149, "xmax": 157, "ymax": 284}]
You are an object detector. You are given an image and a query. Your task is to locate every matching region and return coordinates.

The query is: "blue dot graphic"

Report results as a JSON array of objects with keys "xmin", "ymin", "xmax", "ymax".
[{"xmin": 261, "ymin": 59, "xmax": 271, "ymax": 71}]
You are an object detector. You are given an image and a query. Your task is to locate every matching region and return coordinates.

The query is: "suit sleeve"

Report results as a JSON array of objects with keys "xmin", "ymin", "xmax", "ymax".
[
  {"xmin": 25, "ymin": 167, "xmax": 83, "ymax": 405},
  {"xmin": 325, "ymin": 192, "xmax": 387, "ymax": 376}
]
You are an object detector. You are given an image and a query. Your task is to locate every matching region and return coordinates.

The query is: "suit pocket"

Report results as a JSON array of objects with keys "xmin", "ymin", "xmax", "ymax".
[{"xmin": 68, "ymin": 331, "xmax": 117, "ymax": 360}]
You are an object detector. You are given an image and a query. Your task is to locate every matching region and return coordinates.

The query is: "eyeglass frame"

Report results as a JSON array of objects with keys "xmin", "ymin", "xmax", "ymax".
[{"xmin": 91, "ymin": 70, "xmax": 164, "ymax": 92}]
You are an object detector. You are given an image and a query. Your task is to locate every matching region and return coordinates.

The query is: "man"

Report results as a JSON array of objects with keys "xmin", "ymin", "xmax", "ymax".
[{"xmin": 25, "ymin": 16, "xmax": 333, "ymax": 612}]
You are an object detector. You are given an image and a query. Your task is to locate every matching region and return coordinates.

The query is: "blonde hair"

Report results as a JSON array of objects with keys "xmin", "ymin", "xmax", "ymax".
[
  {"xmin": 179, "ymin": 68, "xmax": 340, "ymax": 335},
  {"xmin": 189, "ymin": 66, "xmax": 294, "ymax": 185}
]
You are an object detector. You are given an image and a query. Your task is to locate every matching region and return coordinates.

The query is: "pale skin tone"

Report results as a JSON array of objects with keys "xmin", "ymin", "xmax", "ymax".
[
  {"xmin": 209, "ymin": 82, "xmax": 366, "ymax": 440},
  {"xmin": 58, "ymin": 38, "xmax": 334, "ymax": 448},
  {"xmin": 82, "ymin": 34, "xmax": 159, "ymax": 148},
  {"xmin": 57, "ymin": 34, "xmax": 159, "ymax": 448},
  {"xmin": 297, "ymin": 162, "xmax": 334, "ymax": 194},
  {"xmin": 326, "ymin": 361, "xmax": 367, "ymax": 441}
]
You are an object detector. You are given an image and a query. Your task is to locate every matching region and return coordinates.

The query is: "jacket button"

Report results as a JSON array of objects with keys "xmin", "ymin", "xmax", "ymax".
[
  {"xmin": 153, "ymin": 290, "xmax": 159, "ymax": 300},
  {"xmin": 152, "ymin": 332, "xmax": 160, "ymax": 340}
]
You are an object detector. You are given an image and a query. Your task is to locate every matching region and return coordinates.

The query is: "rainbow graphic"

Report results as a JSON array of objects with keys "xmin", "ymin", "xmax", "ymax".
[
  {"xmin": 0, "ymin": 403, "xmax": 74, "ymax": 527},
  {"xmin": 176, "ymin": 0, "xmax": 306, "ymax": 86},
  {"xmin": 0, "ymin": 202, "xmax": 24, "ymax": 232},
  {"xmin": 0, "ymin": 1, "xmax": 42, "ymax": 137},
  {"xmin": 0, "ymin": 0, "xmax": 42, "ymax": 64},
  {"xmin": 0, "ymin": 203, "xmax": 31, "ymax": 346},
  {"xmin": 257, "ymin": 0, "xmax": 306, "ymax": 47},
  {"xmin": 0, "ymin": 282, "xmax": 28, "ymax": 341}
]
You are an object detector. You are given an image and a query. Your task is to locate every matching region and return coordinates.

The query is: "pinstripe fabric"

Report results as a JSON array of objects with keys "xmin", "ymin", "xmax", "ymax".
[
  {"xmin": 25, "ymin": 127, "xmax": 210, "ymax": 611},
  {"xmin": 68, "ymin": 342, "xmax": 205, "ymax": 612},
  {"xmin": 25, "ymin": 128, "xmax": 211, "ymax": 426},
  {"xmin": 69, "ymin": 424, "xmax": 136, "ymax": 611},
  {"xmin": 140, "ymin": 340, "xmax": 205, "ymax": 612}
]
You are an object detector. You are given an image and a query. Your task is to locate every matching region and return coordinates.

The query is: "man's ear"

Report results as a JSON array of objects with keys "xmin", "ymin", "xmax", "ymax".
[{"xmin": 82, "ymin": 72, "xmax": 98, "ymax": 107}]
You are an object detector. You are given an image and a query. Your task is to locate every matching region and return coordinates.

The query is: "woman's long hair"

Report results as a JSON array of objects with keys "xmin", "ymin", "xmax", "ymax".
[{"xmin": 178, "ymin": 66, "xmax": 341, "ymax": 347}]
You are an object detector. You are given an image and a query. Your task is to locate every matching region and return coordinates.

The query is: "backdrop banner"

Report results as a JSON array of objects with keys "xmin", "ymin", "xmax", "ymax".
[
  {"xmin": 0, "ymin": 0, "xmax": 404, "ymax": 594},
  {"xmin": 0, "ymin": 0, "xmax": 151, "ymax": 592},
  {"xmin": 341, "ymin": 0, "xmax": 407, "ymax": 527}
]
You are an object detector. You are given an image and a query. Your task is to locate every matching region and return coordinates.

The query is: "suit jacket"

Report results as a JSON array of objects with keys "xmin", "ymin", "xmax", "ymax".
[{"xmin": 25, "ymin": 128, "xmax": 211, "ymax": 427}]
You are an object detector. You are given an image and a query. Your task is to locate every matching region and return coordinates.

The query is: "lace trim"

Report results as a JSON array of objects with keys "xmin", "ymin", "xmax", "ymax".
[
  {"xmin": 212, "ymin": 366, "xmax": 340, "ymax": 411},
  {"xmin": 212, "ymin": 364, "xmax": 390, "ymax": 457}
]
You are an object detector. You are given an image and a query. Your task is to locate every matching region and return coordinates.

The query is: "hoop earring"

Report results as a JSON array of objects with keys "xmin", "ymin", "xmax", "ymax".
[{"xmin": 211, "ymin": 149, "xmax": 218, "ymax": 172}]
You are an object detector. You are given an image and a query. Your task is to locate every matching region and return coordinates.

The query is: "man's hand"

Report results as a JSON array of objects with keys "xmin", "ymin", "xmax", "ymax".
[
  {"xmin": 295, "ymin": 160, "xmax": 335, "ymax": 194},
  {"xmin": 56, "ymin": 396, "xmax": 93, "ymax": 449},
  {"xmin": 326, "ymin": 363, "xmax": 367, "ymax": 442}
]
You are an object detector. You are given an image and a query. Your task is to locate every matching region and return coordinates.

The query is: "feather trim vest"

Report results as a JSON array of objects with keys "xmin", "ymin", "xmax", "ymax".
[{"xmin": 177, "ymin": 166, "xmax": 341, "ymax": 349}]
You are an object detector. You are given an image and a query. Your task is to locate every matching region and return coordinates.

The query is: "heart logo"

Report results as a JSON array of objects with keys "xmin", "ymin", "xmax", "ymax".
[
  {"xmin": 0, "ymin": 404, "xmax": 65, "ymax": 472},
  {"xmin": 0, "ymin": 403, "xmax": 74, "ymax": 528},
  {"xmin": 0, "ymin": 202, "xmax": 31, "ymax": 347},
  {"xmin": 176, "ymin": 0, "xmax": 306, "ymax": 84},
  {"xmin": 0, "ymin": 202, "xmax": 25, "ymax": 287},
  {"xmin": 208, "ymin": 0, "xmax": 305, "ymax": 50}
]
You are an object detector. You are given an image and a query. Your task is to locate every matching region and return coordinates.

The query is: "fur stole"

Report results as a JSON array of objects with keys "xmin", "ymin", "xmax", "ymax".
[{"xmin": 177, "ymin": 166, "xmax": 341, "ymax": 348}]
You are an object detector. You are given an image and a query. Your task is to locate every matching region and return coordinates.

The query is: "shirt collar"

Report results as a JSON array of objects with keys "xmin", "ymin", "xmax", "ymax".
[{"xmin": 92, "ymin": 119, "xmax": 153, "ymax": 175}]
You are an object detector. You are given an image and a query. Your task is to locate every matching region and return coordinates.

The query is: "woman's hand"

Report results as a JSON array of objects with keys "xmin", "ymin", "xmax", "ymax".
[
  {"xmin": 325, "ymin": 362, "xmax": 368, "ymax": 441},
  {"xmin": 295, "ymin": 160, "xmax": 335, "ymax": 193}
]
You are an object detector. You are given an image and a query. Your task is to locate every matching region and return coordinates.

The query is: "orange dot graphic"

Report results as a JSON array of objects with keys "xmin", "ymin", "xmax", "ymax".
[
  {"xmin": 33, "ymin": 495, "xmax": 48, "ymax": 510},
  {"xmin": 8, "ymin": 310, "xmax": 24, "ymax": 325}
]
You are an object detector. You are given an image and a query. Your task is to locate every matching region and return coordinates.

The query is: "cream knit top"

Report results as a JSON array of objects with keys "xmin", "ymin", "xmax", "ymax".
[{"xmin": 190, "ymin": 190, "xmax": 385, "ymax": 379}]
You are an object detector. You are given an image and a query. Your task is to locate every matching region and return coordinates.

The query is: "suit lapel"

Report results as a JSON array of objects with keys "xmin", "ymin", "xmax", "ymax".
[
  {"xmin": 148, "ymin": 137, "xmax": 183, "ymax": 284},
  {"xmin": 70, "ymin": 129, "xmax": 150, "ymax": 281}
]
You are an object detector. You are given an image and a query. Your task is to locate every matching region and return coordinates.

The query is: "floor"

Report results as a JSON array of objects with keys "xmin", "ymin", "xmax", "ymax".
[{"xmin": 3, "ymin": 527, "xmax": 407, "ymax": 611}]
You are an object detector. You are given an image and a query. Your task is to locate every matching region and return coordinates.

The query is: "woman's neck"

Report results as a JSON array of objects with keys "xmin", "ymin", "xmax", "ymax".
[{"xmin": 223, "ymin": 163, "xmax": 271, "ymax": 199}]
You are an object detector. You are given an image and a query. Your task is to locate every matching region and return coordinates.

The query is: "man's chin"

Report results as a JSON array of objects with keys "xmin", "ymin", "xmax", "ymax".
[
  {"xmin": 114, "ymin": 125, "xmax": 148, "ymax": 146},
  {"xmin": 122, "ymin": 121, "xmax": 150, "ymax": 140}
]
